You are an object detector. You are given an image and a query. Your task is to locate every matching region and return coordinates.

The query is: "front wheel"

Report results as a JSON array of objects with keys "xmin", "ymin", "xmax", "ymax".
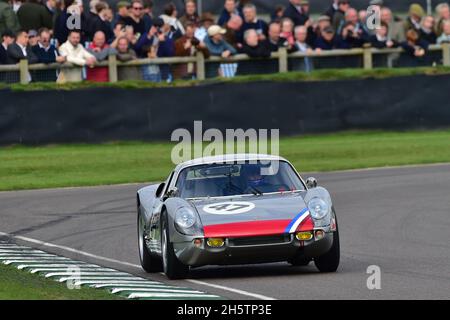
[
  {"xmin": 314, "ymin": 227, "xmax": 340, "ymax": 273},
  {"xmin": 138, "ymin": 208, "xmax": 162, "ymax": 273},
  {"xmin": 161, "ymin": 213, "xmax": 189, "ymax": 279}
]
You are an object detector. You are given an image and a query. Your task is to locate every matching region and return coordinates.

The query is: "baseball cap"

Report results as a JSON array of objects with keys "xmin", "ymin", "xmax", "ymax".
[
  {"xmin": 208, "ymin": 25, "xmax": 226, "ymax": 37},
  {"xmin": 28, "ymin": 29, "xmax": 38, "ymax": 37}
]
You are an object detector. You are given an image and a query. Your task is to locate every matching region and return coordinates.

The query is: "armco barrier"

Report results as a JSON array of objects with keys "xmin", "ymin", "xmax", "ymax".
[{"xmin": 1, "ymin": 73, "xmax": 450, "ymax": 145}]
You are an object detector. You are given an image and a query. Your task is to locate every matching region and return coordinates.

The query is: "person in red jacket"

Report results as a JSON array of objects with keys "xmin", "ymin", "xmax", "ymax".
[{"xmin": 86, "ymin": 31, "xmax": 117, "ymax": 82}]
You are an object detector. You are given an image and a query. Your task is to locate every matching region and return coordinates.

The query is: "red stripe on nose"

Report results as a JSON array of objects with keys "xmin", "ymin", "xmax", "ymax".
[{"xmin": 203, "ymin": 220, "xmax": 291, "ymax": 238}]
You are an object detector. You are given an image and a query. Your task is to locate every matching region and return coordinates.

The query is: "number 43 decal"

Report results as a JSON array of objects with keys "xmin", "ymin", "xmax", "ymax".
[{"xmin": 203, "ymin": 201, "xmax": 256, "ymax": 215}]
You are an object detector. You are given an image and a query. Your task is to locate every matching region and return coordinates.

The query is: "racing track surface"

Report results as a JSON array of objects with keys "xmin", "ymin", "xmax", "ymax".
[{"xmin": 1, "ymin": 164, "xmax": 449, "ymax": 300}]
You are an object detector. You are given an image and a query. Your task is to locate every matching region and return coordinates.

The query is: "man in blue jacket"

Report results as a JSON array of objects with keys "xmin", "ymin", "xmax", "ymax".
[
  {"xmin": 32, "ymin": 28, "xmax": 66, "ymax": 81},
  {"xmin": 203, "ymin": 25, "xmax": 236, "ymax": 57}
]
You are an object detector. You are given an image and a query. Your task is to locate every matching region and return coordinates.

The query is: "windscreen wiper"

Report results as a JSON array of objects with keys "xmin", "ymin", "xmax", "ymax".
[{"xmin": 248, "ymin": 185, "xmax": 263, "ymax": 196}]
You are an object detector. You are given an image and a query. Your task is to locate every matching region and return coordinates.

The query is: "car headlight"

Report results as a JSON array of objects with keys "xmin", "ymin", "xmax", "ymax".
[
  {"xmin": 307, "ymin": 197, "xmax": 330, "ymax": 220},
  {"xmin": 175, "ymin": 207, "xmax": 196, "ymax": 229}
]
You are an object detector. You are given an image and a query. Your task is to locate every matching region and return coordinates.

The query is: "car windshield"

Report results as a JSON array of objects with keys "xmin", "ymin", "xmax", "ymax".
[{"xmin": 175, "ymin": 160, "xmax": 305, "ymax": 199}]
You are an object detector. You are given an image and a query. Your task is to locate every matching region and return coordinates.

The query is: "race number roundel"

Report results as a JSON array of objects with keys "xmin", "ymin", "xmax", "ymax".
[{"xmin": 203, "ymin": 202, "xmax": 255, "ymax": 215}]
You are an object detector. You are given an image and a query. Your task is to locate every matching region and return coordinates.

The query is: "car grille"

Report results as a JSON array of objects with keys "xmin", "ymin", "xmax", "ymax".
[{"xmin": 228, "ymin": 234, "xmax": 291, "ymax": 247}]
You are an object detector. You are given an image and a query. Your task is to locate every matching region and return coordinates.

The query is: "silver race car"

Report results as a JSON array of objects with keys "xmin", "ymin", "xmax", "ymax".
[{"xmin": 137, "ymin": 154, "xmax": 340, "ymax": 279}]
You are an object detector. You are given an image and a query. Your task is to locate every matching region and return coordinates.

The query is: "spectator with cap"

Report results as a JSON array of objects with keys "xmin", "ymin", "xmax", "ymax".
[
  {"xmin": 264, "ymin": 21, "xmax": 281, "ymax": 52},
  {"xmin": 283, "ymin": 0, "xmax": 308, "ymax": 26},
  {"xmin": 404, "ymin": 3, "xmax": 425, "ymax": 33},
  {"xmin": 240, "ymin": 3, "xmax": 268, "ymax": 43},
  {"xmin": 86, "ymin": 30, "xmax": 116, "ymax": 82},
  {"xmin": 0, "ymin": 29, "xmax": 14, "ymax": 64},
  {"xmin": 332, "ymin": 0, "xmax": 350, "ymax": 32},
  {"xmin": 204, "ymin": 24, "xmax": 236, "ymax": 57},
  {"xmin": 437, "ymin": 19, "xmax": 450, "ymax": 44},
  {"xmin": 240, "ymin": 28, "xmax": 271, "ymax": 58},
  {"xmin": 179, "ymin": 0, "xmax": 199, "ymax": 28},
  {"xmin": 435, "ymin": 3, "xmax": 450, "ymax": 36},
  {"xmin": 159, "ymin": 2, "xmax": 185, "ymax": 40},
  {"xmin": 16, "ymin": 0, "xmax": 53, "ymax": 31},
  {"xmin": 113, "ymin": 1, "xmax": 130, "ymax": 27},
  {"xmin": 0, "ymin": 0, "xmax": 20, "ymax": 36},
  {"xmin": 123, "ymin": 0, "xmax": 147, "ymax": 36},
  {"xmin": 195, "ymin": 12, "xmax": 214, "ymax": 41},
  {"xmin": 314, "ymin": 26, "xmax": 344, "ymax": 50},
  {"xmin": 309, "ymin": 15, "xmax": 331, "ymax": 46},
  {"xmin": 57, "ymin": 29, "xmax": 96, "ymax": 83},
  {"xmin": 420, "ymin": 15, "xmax": 437, "ymax": 44},
  {"xmin": 380, "ymin": 7, "xmax": 406, "ymax": 43},
  {"xmin": 223, "ymin": 13, "xmax": 243, "ymax": 48},
  {"xmin": 369, "ymin": 22, "xmax": 397, "ymax": 48},
  {"xmin": 27, "ymin": 29, "xmax": 38, "ymax": 46},
  {"xmin": 218, "ymin": 0, "xmax": 241, "ymax": 27}
]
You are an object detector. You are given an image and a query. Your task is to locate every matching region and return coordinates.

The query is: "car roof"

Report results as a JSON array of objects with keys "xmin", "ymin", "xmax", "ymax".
[{"xmin": 174, "ymin": 154, "xmax": 287, "ymax": 172}]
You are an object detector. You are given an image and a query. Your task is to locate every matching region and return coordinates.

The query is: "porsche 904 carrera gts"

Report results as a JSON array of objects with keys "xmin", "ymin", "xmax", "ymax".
[{"xmin": 137, "ymin": 154, "xmax": 340, "ymax": 279}]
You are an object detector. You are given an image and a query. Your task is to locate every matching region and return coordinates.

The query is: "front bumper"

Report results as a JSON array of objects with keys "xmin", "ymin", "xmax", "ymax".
[{"xmin": 173, "ymin": 230, "xmax": 334, "ymax": 267}]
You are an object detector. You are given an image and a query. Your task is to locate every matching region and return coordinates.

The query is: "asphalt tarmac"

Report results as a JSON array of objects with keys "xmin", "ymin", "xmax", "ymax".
[{"xmin": 1, "ymin": 164, "xmax": 449, "ymax": 300}]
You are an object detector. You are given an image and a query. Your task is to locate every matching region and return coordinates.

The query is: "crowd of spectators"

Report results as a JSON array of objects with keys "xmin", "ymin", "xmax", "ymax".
[{"xmin": 1, "ymin": 0, "xmax": 450, "ymax": 83}]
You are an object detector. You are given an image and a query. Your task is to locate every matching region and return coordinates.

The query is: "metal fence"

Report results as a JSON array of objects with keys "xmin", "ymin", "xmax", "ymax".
[{"xmin": 1, "ymin": 44, "xmax": 449, "ymax": 85}]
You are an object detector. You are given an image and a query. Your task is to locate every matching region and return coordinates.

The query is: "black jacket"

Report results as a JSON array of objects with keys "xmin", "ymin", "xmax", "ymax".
[
  {"xmin": 32, "ymin": 44, "xmax": 58, "ymax": 63},
  {"xmin": 5, "ymin": 43, "xmax": 38, "ymax": 64},
  {"xmin": 0, "ymin": 44, "xmax": 7, "ymax": 64},
  {"xmin": 240, "ymin": 41, "xmax": 271, "ymax": 58},
  {"xmin": 283, "ymin": 3, "xmax": 308, "ymax": 26}
]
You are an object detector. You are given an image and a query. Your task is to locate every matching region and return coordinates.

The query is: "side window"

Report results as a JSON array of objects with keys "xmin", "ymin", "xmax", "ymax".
[{"xmin": 162, "ymin": 171, "xmax": 175, "ymax": 197}]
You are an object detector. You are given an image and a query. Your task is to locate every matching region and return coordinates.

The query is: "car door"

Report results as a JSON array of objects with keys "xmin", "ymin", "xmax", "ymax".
[{"xmin": 149, "ymin": 171, "xmax": 175, "ymax": 254}]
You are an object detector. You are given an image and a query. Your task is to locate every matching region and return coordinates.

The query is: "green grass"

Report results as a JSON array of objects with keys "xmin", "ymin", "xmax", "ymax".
[
  {"xmin": 1, "ymin": 66, "xmax": 450, "ymax": 91},
  {"xmin": 1, "ymin": 130, "xmax": 450, "ymax": 191},
  {"xmin": 0, "ymin": 263, "xmax": 122, "ymax": 300}
]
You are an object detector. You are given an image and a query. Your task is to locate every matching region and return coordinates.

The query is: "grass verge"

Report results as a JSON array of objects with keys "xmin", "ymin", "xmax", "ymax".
[
  {"xmin": 1, "ymin": 66, "xmax": 450, "ymax": 91},
  {"xmin": 1, "ymin": 130, "xmax": 450, "ymax": 191},
  {"xmin": 0, "ymin": 263, "xmax": 122, "ymax": 300}
]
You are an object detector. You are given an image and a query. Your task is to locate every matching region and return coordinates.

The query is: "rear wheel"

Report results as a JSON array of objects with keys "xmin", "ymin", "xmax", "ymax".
[
  {"xmin": 138, "ymin": 208, "xmax": 162, "ymax": 273},
  {"xmin": 314, "ymin": 227, "xmax": 340, "ymax": 273},
  {"xmin": 161, "ymin": 213, "xmax": 189, "ymax": 279}
]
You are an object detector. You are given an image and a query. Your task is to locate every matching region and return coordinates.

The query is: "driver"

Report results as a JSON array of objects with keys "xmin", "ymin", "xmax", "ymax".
[{"xmin": 244, "ymin": 165, "xmax": 271, "ymax": 194}]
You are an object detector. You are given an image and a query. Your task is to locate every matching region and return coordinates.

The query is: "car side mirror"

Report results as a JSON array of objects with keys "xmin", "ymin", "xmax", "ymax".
[
  {"xmin": 306, "ymin": 177, "xmax": 318, "ymax": 189},
  {"xmin": 164, "ymin": 187, "xmax": 178, "ymax": 199},
  {"xmin": 155, "ymin": 182, "xmax": 165, "ymax": 198}
]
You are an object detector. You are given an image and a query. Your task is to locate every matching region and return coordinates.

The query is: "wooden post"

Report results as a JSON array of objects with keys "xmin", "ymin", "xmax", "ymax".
[
  {"xmin": 19, "ymin": 59, "xmax": 29, "ymax": 84},
  {"xmin": 196, "ymin": 51, "xmax": 205, "ymax": 81},
  {"xmin": 442, "ymin": 43, "xmax": 450, "ymax": 66},
  {"xmin": 108, "ymin": 54, "xmax": 118, "ymax": 83},
  {"xmin": 278, "ymin": 47, "xmax": 288, "ymax": 73},
  {"xmin": 363, "ymin": 47, "xmax": 373, "ymax": 70}
]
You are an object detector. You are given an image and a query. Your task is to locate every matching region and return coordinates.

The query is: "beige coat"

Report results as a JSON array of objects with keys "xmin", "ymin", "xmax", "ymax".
[{"xmin": 57, "ymin": 41, "xmax": 95, "ymax": 83}]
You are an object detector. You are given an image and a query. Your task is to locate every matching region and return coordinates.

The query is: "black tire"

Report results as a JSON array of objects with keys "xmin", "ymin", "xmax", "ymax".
[
  {"xmin": 161, "ymin": 213, "xmax": 189, "ymax": 280},
  {"xmin": 314, "ymin": 227, "xmax": 340, "ymax": 273},
  {"xmin": 138, "ymin": 207, "xmax": 162, "ymax": 273}
]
